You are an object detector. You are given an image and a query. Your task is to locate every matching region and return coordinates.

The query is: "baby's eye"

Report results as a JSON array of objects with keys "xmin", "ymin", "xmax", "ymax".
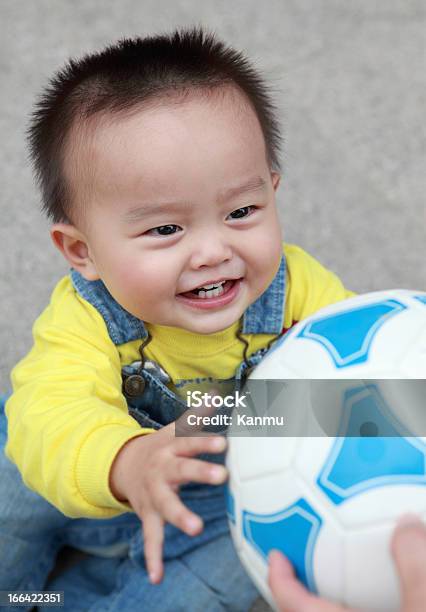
[
  {"xmin": 227, "ymin": 205, "xmax": 256, "ymax": 220},
  {"xmin": 147, "ymin": 224, "xmax": 182, "ymax": 236}
]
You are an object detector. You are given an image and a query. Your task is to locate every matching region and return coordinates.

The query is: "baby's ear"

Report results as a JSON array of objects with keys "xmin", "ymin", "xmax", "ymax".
[
  {"xmin": 50, "ymin": 223, "xmax": 99, "ymax": 281},
  {"xmin": 271, "ymin": 172, "xmax": 281, "ymax": 192}
]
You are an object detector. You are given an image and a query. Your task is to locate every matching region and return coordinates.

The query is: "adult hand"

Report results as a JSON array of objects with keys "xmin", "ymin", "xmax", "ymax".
[{"xmin": 268, "ymin": 516, "xmax": 426, "ymax": 612}]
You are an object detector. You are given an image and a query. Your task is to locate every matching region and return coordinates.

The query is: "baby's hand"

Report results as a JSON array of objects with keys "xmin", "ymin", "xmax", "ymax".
[{"xmin": 109, "ymin": 418, "xmax": 227, "ymax": 584}]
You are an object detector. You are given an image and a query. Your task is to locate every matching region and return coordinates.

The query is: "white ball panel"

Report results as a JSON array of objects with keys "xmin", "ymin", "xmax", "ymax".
[
  {"xmin": 229, "ymin": 436, "xmax": 300, "ymax": 483},
  {"xmin": 363, "ymin": 308, "xmax": 426, "ymax": 366},
  {"xmin": 344, "ymin": 523, "xmax": 399, "ymax": 611},
  {"xmin": 313, "ymin": 519, "xmax": 345, "ymax": 602},
  {"xmin": 250, "ymin": 351, "xmax": 306, "ymax": 379},
  {"xmin": 400, "ymin": 322, "xmax": 426, "ymax": 378},
  {"xmin": 331, "ymin": 485, "xmax": 426, "ymax": 528},
  {"xmin": 239, "ymin": 469, "xmax": 305, "ymax": 515},
  {"xmin": 294, "ymin": 437, "xmax": 336, "ymax": 484}
]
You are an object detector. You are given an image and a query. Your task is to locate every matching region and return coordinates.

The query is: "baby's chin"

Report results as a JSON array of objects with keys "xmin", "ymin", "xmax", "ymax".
[
  {"xmin": 172, "ymin": 317, "xmax": 239, "ymax": 335},
  {"xmin": 175, "ymin": 307, "xmax": 244, "ymax": 335},
  {"xmin": 140, "ymin": 313, "xmax": 238, "ymax": 334}
]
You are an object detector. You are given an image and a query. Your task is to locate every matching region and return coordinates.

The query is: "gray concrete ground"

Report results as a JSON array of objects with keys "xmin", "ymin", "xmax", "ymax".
[{"xmin": 0, "ymin": 1, "xmax": 425, "ymax": 610}]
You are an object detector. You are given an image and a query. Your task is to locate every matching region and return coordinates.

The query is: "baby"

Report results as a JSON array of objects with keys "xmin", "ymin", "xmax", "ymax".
[{"xmin": 1, "ymin": 27, "xmax": 352, "ymax": 611}]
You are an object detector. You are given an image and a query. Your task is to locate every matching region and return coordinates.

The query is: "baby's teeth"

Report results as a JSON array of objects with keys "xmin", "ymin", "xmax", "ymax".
[
  {"xmin": 201, "ymin": 281, "xmax": 225, "ymax": 290},
  {"xmin": 198, "ymin": 285, "xmax": 225, "ymax": 299}
]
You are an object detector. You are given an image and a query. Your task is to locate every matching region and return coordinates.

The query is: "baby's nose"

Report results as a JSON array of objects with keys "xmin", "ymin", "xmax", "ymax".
[{"xmin": 189, "ymin": 235, "xmax": 233, "ymax": 269}]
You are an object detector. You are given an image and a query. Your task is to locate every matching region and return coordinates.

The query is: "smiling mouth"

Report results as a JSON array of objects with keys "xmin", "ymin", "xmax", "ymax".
[{"xmin": 178, "ymin": 279, "xmax": 239, "ymax": 300}]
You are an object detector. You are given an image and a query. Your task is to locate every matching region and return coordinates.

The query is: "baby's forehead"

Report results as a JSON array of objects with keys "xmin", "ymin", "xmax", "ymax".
[
  {"xmin": 73, "ymin": 85, "xmax": 259, "ymax": 153},
  {"xmin": 65, "ymin": 88, "xmax": 268, "ymax": 209}
]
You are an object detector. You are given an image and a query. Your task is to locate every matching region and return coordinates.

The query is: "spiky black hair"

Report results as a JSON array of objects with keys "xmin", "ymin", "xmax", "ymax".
[{"xmin": 27, "ymin": 26, "xmax": 283, "ymax": 223}]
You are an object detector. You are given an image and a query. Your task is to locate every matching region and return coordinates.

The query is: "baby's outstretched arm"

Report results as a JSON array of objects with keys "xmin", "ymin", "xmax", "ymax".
[{"xmin": 109, "ymin": 423, "xmax": 227, "ymax": 584}]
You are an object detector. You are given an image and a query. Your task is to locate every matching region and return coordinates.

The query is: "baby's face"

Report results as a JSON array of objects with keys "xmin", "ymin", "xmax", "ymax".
[{"xmin": 75, "ymin": 90, "xmax": 283, "ymax": 334}]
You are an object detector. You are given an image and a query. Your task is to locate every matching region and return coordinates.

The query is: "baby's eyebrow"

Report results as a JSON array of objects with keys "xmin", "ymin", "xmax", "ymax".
[{"xmin": 121, "ymin": 175, "xmax": 267, "ymax": 223}]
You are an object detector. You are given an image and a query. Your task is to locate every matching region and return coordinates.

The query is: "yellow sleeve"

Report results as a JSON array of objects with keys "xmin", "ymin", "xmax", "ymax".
[
  {"xmin": 283, "ymin": 244, "xmax": 355, "ymax": 328},
  {"xmin": 5, "ymin": 276, "xmax": 152, "ymax": 518}
]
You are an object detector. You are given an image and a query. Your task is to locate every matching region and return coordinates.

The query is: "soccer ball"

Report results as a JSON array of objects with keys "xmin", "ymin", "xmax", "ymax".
[{"xmin": 226, "ymin": 289, "xmax": 426, "ymax": 611}]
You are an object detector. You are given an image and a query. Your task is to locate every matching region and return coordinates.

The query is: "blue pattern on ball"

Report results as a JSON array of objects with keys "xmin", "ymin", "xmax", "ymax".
[
  {"xmin": 242, "ymin": 498, "xmax": 322, "ymax": 592},
  {"xmin": 298, "ymin": 299, "xmax": 406, "ymax": 367},
  {"xmin": 317, "ymin": 384, "xmax": 426, "ymax": 505},
  {"xmin": 414, "ymin": 295, "xmax": 426, "ymax": 305}
]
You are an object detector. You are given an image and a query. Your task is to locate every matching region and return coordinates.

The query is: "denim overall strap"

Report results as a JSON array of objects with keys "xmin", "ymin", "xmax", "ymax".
[
  {"xmin": 241, "ymin": 254, "xmax": 286, "ymax": 335},
  {"xmin": 235, "ymin": 253, "xmax": 287, "ymax": 385},
  {"xmin": 70, "ymin": 269, "xmax": 148, "ymax": 345}
]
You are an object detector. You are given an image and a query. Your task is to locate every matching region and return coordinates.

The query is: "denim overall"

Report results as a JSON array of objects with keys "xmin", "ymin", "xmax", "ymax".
[{"xmin": 0, "ymin": 256, "xmax": 286, "ymax": 612}]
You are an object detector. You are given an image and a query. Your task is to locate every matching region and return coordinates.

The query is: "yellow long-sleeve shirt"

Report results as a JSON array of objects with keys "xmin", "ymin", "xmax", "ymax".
[{"xmin": 5, "ymin": 244, "xmax": 353, "ymax": 519}]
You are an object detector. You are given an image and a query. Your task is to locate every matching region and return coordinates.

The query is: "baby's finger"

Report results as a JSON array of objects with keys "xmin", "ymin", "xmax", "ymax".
[
  {"xmin": 143, "ymin": 512, "xmax": 165, "ymax": 584},
  {"xmin": 153, "ymin": 485, "xmax": 203, "ymax": 536},
  {"xmin": 174, "ymin": 434, "xmax": 227, "ymax": 456},
  {"xmin": 169, "ymin": 456, "xmax": 228, "ymax": 486}
]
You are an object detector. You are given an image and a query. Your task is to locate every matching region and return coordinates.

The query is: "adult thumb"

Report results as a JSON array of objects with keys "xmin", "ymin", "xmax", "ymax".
[{"xmin": 391, "ymin": 516, "xmax": 426, "ymax": 612}]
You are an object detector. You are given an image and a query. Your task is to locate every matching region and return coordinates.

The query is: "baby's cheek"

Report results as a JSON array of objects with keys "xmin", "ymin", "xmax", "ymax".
[
  {"xmin": 250, "ymin": 236, "xmax": 282, "ymax": 291},
  {"xmin": 118, "ymin": 266, "xmax": 145, "ymax": 293},
  {"xmin": 108, "ymin": 264, "xmax": 150, "ymax": 307},
  {"xmin": 253, "ymin": 232, "xmax": 281, "ymax": 267},
  {"xmin": 127, "ymin": 264, "xmax": 175, "ymax": 311}
]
